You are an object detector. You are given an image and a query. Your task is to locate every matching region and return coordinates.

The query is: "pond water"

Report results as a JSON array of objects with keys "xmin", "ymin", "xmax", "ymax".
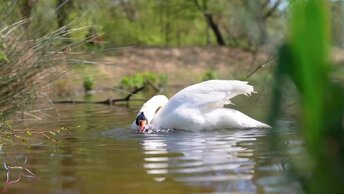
[{"xmin": 1, "ymin": 95, "xmax": 303, "ymax": 194}]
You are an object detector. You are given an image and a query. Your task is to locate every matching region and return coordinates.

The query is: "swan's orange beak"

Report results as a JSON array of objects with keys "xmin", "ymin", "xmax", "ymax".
[{"xmin": 138, "ymin": 120, "xmax": 147, "ymax": 133}]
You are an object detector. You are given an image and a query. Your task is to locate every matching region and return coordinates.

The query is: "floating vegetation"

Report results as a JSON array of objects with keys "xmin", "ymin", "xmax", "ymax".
[
  {"xmin": 2, "ymin": 156, "xmax": 36, "ymax": 193},
  {"xmin": 0, "ymin": 125, "xmax": 76, "ymax": 191},
  {"xmin": 1, "ymin": 126, "xmax": 74, "ymax": 145}
]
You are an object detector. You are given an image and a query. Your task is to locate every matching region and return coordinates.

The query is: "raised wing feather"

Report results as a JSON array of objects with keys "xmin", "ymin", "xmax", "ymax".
[{"xmin": 169, "ymin": 80, "xmax": 255, "ymax": 109}]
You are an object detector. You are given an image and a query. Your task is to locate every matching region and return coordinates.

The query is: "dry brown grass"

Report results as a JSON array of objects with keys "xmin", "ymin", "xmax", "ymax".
[{"xmin": 0, "ymin": 17, "xmax": 88, "ymax": 116}]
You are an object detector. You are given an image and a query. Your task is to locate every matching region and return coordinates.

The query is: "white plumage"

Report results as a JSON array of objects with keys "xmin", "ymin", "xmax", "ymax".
[{"xmin": 131, "ymin": 80, "xmax": 270, "ymax": 132}]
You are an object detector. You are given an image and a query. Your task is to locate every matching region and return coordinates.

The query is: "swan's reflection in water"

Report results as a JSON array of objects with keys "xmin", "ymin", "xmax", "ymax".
[{"xmin": 141, "ymin": 129, "xmax": 266, "ymax": 193}]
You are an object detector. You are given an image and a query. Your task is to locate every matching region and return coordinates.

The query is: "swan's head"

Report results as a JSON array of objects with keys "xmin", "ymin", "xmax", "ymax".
[
  {"xmin": 135, "ymin": 112, "xmax": 148, "ymax": 132},
  {"xmin": 131, "ymin": 95, "xmax": 168, "ymax": 133}
]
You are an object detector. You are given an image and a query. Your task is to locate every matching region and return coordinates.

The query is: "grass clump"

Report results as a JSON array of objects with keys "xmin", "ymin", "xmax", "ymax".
[{"xmin": 0, "ymin": 2, "xmax": 86, "ymax": 132}]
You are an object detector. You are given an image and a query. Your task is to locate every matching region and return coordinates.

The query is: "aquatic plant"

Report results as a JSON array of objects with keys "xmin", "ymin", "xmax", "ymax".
[{"xmin": 270, "ymin": 0, "xmax": 344, "ymax": 193}]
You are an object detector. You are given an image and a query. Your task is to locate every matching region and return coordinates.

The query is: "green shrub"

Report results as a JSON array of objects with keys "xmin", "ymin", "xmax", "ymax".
[
  {"xmin": 202, "ymin": 69, "xmax": 218, "ymax": 81},
  {"xmin": 118, "ymin": 72, "xmax": 166, "ymax": 90},
  {"xmin": 83, "ymin": 76, "xmax": 94, "ymax": 91}
]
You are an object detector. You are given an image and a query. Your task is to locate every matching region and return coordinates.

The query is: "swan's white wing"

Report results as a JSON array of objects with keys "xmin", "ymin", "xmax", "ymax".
[
  {"xmin": 153, "ymin": 80, "xmax": 270, "ymax": 130},
  {"xmin": 169, "ymin": 80, "xmax": 255, "ymax": 110}
]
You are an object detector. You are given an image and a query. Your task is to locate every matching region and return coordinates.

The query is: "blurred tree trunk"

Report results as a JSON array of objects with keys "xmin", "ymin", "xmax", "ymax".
[
  {"xmin": 162, "ymin": 0, "xmax": 171, "ymax": 46},
  {"xmin": 56, "ymin": 0, "xmax": 73, "ymax": 35},
  {"xmin": 194, "ymin": 0, "xmax": 225, "ymax": 46},
  {"xmin": 119, "ymin": 0, "xmax": 136, "ymax": 21},
  {"xmin": 204, "ymin": 13, "xmax": 225, "ymax": 46},
  {"xmin": 261, "ymin": 0, "xmax": 281, "ymax": 44},
  {"xmin": 331, "ymin": 1, "xmax": 344, "ymax": 47},
  {"xmin": 19, "ymin": 0, "xmax": 37, "ymax": 28},
  {"xmin": 245, "ymin": 0, "xmax": 281, "ymax": 46}
]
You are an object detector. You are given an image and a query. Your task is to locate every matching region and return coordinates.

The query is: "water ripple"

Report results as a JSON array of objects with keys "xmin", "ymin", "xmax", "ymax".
[{"xmin": 141, "ymin": 129, "xmax": 265, "ymax": 192}]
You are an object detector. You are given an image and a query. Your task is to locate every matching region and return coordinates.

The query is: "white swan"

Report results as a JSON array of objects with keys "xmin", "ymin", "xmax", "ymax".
[{"xmin": 131, "ymin": 80, "xmax": 270, "ymax": 132}]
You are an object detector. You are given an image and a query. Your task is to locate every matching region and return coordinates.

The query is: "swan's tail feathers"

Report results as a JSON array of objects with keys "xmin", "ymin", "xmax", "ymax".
[
  {"xmin": 250, "ymin": 121, "xmax": 271, "ymax": 129},
  {"xmin": 237, "ymin": 111, "xmax": 271, "ymax": 129},
  {"xmin": 235, "ymin": 112, "xmax": 271, "ymax": 129},
  {"xmin": 204, "ymin": 108, "xmax": 271, "ymax": 129}
]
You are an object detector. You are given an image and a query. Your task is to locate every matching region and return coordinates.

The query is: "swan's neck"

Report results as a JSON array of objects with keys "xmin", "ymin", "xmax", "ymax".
[{"xmin": 138, "ymin": 95, "xmax": 168, "ymax": 123}]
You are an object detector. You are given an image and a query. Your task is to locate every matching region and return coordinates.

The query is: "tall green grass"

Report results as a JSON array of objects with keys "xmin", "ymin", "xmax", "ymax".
[
  {"xmin": 271, "ymin": 0, "xmax": 344, "ymax": 193},
  {"xmin": 0, "ymin": 2, "xmax": 87, "ymax": 119}
]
